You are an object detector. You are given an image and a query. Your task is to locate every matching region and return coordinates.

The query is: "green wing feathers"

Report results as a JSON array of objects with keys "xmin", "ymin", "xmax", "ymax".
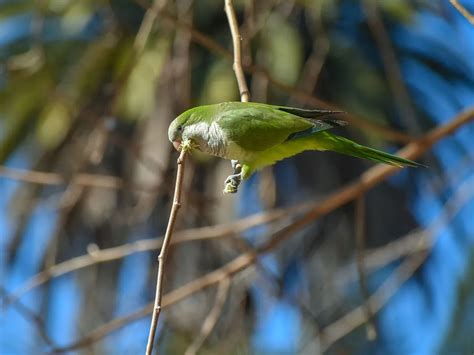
[
  {"xmin": 214, "ymin": 102, "xmax": 422, "ymax": 170},
  {"xmin": 315, "ymin": 132, "xmax": 423, "ymax": 167},
  {"xmin": 217, "ymin": 103, "xmax": 347, "ymax": 152}
]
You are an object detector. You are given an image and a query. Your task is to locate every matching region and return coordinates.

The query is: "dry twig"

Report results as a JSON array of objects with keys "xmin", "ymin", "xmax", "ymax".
[
  {"xmin": 354, "ymin": 196, "xmax": 377, "ymax": 341},
  {"xmin": 0, "ymin": 287, "xmax": 56, "ymax": 348},
  {"xmin": 184, "ymin": 278, "xmax": 231, "ymax": 355},
  {"xmin": 450, "ymin": 0, "xmax": 474, "ymax": 25},
  {"xmin": 363, "ymin": 0, "xmax": 420, "ymax": 133},
  {"xmin": 146, "ymin": 148, "xmax": 187, "ymax": 355},
  {"xmin": 224, "ymin": 0, "xmax": 250, "ymax": 102},
  {"xmin": 0, "ymin": 166, "xmax": 123, "ymax": 189}
]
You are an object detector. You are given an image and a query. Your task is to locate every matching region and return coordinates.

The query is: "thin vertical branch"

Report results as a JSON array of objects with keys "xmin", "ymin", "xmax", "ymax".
[
  {"xmin": 363, "ymin": 0, "xmax": 420, "ymax": 134},
  {"xmin": 184, "ymin": 278, "xmax": 231, "ymax": 355},
  {"xmin": 0, "ymin": 287, "xmax": 56, "ymax": 348},
  {"xmin": 146, "ymin": 148, "xmax": 187, "ymax": 355},
  {"xmin": 292, "ymin": 0, "xmax": 329, "ymax": 101},
  {"xmin": 225, "ymin": 0, "xmax": 250, "ymax": 102},
  {"xmin": 134, "ymin": 0, "xmax": 169, "ymax": 53},
  {"xmin": 354, "ymin": 196, "xmax": 377, "ymax": 341},
  {"xmin": 320, "ymin": 253, "xmax": 427, "ymax": 352}
]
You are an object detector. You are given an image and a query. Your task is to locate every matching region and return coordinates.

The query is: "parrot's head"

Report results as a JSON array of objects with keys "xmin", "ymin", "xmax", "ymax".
[
  {"xmin": 169, "ymin": 104, "xmax": 221, "ymax": 153},
  {"xmin": 168, "ymin": 108, "xmax": 196, "ymax": 150}
]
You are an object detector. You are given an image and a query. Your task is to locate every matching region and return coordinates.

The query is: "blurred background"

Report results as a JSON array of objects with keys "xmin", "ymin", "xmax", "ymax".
[{"xmin": 1, "ymin": 0, "xmax": 473, "ymax": 354}]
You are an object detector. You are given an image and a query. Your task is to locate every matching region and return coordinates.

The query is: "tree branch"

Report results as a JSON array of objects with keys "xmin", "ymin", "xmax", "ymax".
[
  {"xmin": 146, "ymin": 148, "xmax": 187, "ymax": 355},
  {"xmin": 184, "ymin": 278, "xmax": 231, "ymax": 355},
  {"xmin": 363, "ymin": 0, "xmax": 420, "ymax": 134},
  {"xmin": 354, "ymin": 196, "xmax": 377, "ymax": 341},
  {"xmin": 0, "ymin": 166, "xmax": 124, "ymax": 189},
  {"xmin": 450, "ymin": 0, "xmax": 474, "ymax": 25},
  {"xmin": 224, "ymin": 0, "xmax": 250, "ymax": 102}
]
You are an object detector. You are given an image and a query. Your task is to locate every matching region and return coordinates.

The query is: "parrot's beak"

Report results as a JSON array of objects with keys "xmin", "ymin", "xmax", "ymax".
[{"xmin": 172, "ymin": 140, "xmax": 181, "ymax": 151}]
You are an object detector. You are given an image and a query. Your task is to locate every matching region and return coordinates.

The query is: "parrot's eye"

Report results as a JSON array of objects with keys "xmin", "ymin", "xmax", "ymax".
[{"xmin": 177, "ymin": 125, "xmax": 183, "ymax": 132}]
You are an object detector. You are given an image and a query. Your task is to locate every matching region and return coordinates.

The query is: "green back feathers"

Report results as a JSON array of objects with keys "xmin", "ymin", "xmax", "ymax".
[{"xmin": 216, "ymin": 102, "xmax": 345, "ymax": 151}]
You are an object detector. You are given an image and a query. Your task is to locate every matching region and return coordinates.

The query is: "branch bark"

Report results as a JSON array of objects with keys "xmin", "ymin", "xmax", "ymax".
[
  {"xmin": 146, "ymin": 148, "xmax": 187, "ymax": 355},
  {"xmin": 184, "ymin": 278, "xmax": 231, "ymax": 355},
  {"xmin": 224, "ymin": 0, "xmax": 250, "ymax": 102},
  {"xmin": 450, "ymin": 0, "xmax": 474, "ymax": 25}
]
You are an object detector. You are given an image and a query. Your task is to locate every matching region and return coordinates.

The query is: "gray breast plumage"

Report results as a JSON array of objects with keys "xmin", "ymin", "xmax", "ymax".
[{"xmin": 183, "ymin": 121, "xmax": 228, "ymax": 157}]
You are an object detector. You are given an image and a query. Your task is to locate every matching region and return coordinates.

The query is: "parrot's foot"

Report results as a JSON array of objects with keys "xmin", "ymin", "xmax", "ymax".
[{"xmin": 223, "ymin": 173, "xmax": 242, "ymax": 194}]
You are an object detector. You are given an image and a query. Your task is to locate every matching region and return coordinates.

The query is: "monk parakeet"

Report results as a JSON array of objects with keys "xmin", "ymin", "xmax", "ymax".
[{"xmin": 168, "ymin": 102, "xmax": 421, "ymax": 193}]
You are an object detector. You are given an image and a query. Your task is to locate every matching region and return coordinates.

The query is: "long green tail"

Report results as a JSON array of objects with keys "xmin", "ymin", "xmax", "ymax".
[{"xmin": 316, "ymin": 132, "xmax": 423, "ymax": 167}]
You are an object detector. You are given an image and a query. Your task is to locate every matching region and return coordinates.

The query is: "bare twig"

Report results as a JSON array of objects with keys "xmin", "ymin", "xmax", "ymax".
[
  {"xmin": 0, "ymin": 166, "xmax": 123, "ymax": 189},
  {"xmin": 363, "ymin": 0, "xmax": 420, "ymax": 133},
  {"xmin": 291, "ymin": 0, "xmax": 329, "ymax": 102},
  {"xmin": 51, "ymin": 108, "xmax": 474, "ymax": 352},
  {"xmin": 184, "ymin": 278, "xmax": 231, "ymax": 355},
  {"xmin": 354, "ymin": 196, "xmax": 377, "ymax": 341},
  {"xmin": 320, "ymin": 253, "xmax": 427, "ymax": 352},
  {"xmin": 146, "ymin": 148, "xmax": 187, "ymax": 355},
  {"xmin": 134, "ymin": 0, "xmax": 169, "ymax": 53},
  {"xmin": 0, "ymin": 287, "xmax": 56, "ymax": 348},
  {"xmin": 449, "ymin": 0, "xmax": 474, "ymax": 25},
  {"xmin": 225, "ymin": 0, "xmax": 250, "ymax": 102}
]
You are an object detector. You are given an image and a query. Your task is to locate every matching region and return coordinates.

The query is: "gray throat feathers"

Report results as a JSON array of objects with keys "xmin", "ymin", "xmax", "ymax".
[{"xmin": 185, "ymin": 122, "xmax": 227, "ymax": 157}]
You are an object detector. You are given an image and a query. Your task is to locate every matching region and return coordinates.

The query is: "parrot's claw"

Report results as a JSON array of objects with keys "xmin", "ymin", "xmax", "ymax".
[
  {"xmin": 231, "ymin": 160, "xmax": 242, "ymax": 173},
  {"xmin": 223, "ymin": 173, "xmax": 242, "ymax": 194}
]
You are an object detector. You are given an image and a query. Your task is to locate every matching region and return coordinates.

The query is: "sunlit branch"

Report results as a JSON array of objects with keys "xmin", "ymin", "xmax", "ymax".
[
  {"xmin": 0, "ymin": 287, "xmax": 56, "ymax": 349},
  {"xmin": 354, "ymin": 196, "xmax": 377, "ymax": 341},
  {"xmin": 450, "ymin": 0, "xmax": 474, "ymax": 25},
  {"xmin": 184, "ymin": 278, "xmax": 231, "ymax": 355},
  {"xmin": 225, "ymin": 0, "xmax": 250, "ymax": 102},
  {"xmin": 363, "ymin": 0, "xmax": 420, "ymax": 134},
  {"xmin": 0, "ymin": 166, "xmax": 123, "ymax": 190},
  {"xmin": 146, "ymin": 148, "xmax": 187, "ymax": 355}
]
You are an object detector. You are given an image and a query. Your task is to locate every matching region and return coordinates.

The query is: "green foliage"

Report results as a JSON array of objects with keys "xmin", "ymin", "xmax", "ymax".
[
  {"xmin": 0, "ymin": 69, "xmax": 53, "ymax": 162},
  {"xmin": 199, "ymin": 59, "xmax": 239, "ymax": 104},
  {"xmin": 36, "ymin": 98, "xmax": 73, "ymax": 150},
  {"xmin": 259, "ymin": 14, "xmax": 303, "ymax": 86},
  {"xmin": 117, "ymin": 37, "xmax": 171, "ymax": 121}
]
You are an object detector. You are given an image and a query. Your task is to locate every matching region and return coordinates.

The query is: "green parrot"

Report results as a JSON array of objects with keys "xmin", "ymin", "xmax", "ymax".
[{"xmin": 168, "ymin": 102, "xmax": 421, "ymax": 193}]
